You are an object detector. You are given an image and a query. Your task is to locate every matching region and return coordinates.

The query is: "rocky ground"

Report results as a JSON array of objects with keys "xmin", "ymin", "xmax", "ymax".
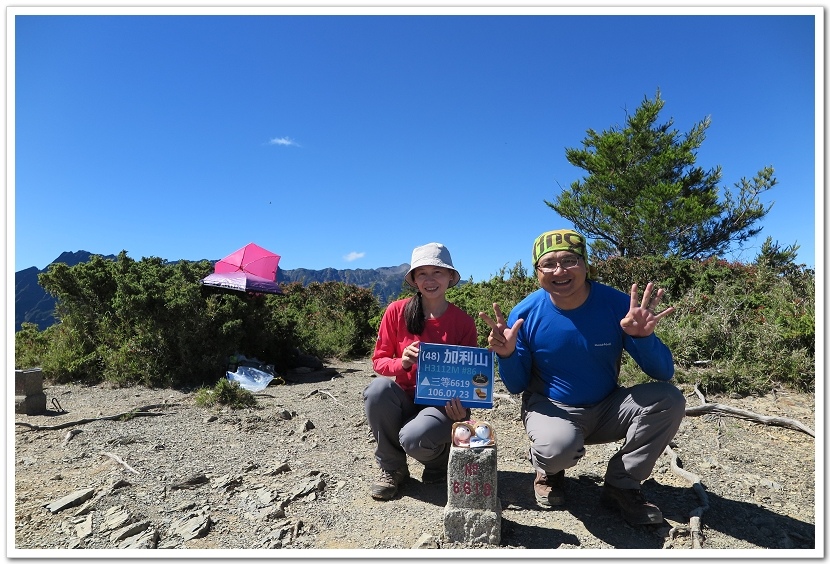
[{"xmin": 12, "ymin": 357, "xmax": 817, "ymax": 555}]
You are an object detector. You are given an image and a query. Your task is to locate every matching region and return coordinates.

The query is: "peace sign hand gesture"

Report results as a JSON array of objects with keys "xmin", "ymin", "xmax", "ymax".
[
  {"xmin": 479, "ymin": 303, "xmax": 525, "ymax": 358},
  {"xmin": 620, "ymin": 282, "xmax": 675, "ymax": 338}
]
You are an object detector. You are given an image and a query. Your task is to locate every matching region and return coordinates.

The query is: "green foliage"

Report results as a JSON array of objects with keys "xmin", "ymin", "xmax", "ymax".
[
  {"xmin": 447, "ymin": 262, "xmax": 538, "ymax": 348},
  {"xmin": 194, "ymin": 378, "xmax": 257, "ymax": 409},
  {"xmin": 20, "ymin": 251, "xmax": 380, "ymax": 388},
  {"xmin": 602, "ymin": 257, "xmax": 815, "ymax": 395},
  {"xmin": 450, "ymin": 256, "xmax": 814, "ymax": 396},
  {"xmin": 15, "ymin": 323, "xmax": 51, "ymax": 370},
  {"xmin": 118, "ymin": 410, "xmax": 140, "ymax": 422},
  {"xmin": 15, "ymin": 249, "xmax": 814, "ymax": 397},
  {"xmin": 34, "ymin": 252, "xmax": 227, "ymax": 387},
  {"xmin": 548, "ymin": 90, "xmax": 776, "ymax": 260},
  {"xmin": 756, "ymin": 236, "xmax": 803, "ymax": 277},
  {"xmin": 268, "ymin": 281, "xmax": 381, "ymax": 360}
]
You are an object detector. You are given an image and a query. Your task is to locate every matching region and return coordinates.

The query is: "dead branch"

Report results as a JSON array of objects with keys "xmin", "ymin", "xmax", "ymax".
[
  {"xmin": 685, "ymin": 403, "xmax": 814, "ymax": 437},
  {"xmin": 667, "ymin": 383, "xmax": 813, "ymax": 548},
  {"xmin": 131, "ymin": 403, "xmax": 179, "ymax": 411},
  {"xmin": 15, "ymin": 406, "xmax": 171, "ymax": 432},
  {"xmin": 664, "ymin": 445, "xmax": 709, "ymax": 549},
  {"xmin": 101, "ymin": 451, "xmax": 140, "ymax": 475}
]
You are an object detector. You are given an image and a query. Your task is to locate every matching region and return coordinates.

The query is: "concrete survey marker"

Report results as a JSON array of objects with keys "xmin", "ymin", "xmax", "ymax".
[{"xmin": 443, "ymin": 443, "xmax": 501, "ymax": 545}]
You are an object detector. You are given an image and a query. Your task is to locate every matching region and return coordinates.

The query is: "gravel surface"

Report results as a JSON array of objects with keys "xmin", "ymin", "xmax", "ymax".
[{"xmin": 12, "ymin": 358, "xmax": 817, "ymax": 554}]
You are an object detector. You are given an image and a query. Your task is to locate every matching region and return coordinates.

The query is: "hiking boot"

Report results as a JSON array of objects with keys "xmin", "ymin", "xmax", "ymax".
[
  {"xmin": 421, "ymin": 466, "xmax": 447, "ymax": 484},
  {"xmin": 370, "ymin": 466, "xmax": 410, "ymax": 500},
  {"xmin": 600, "ymin": 483, "xmax": 664, "ymax": 525},
  {"xmin": 534, "ymin": 470, "xmax": 565, "ymax": 508}
]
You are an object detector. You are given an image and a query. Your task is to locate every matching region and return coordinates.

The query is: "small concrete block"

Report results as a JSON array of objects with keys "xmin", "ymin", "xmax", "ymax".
[
  {"xmin": 15, "ymin": 368, "xmax": 44, "ymax": 396},
  {"xmin": 15, "ymin": 392, "xmax": 47, "ymax": 415}
]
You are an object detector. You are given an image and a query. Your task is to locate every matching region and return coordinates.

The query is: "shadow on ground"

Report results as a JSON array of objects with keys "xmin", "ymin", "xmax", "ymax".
[{"xmin": 496, "ymin": 469, "xmax": 815, "ymax": 549}]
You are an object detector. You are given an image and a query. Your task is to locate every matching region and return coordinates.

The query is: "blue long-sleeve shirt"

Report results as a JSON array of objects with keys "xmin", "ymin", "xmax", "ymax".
[{"xmin": 497, "ymin": 282, "xmax": 675, "ymax": 406}]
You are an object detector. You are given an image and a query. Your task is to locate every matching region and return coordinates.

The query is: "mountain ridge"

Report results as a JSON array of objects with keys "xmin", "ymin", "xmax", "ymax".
[{"xmin": 14, "ymin": 251, "xmax": 410, "ymax": 332}]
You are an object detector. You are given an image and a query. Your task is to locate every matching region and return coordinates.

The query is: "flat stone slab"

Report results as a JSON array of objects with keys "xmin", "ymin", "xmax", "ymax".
[
  {"xmin": 15, "ymin": 393, "xmax": 46, "ymax": 415},
  {"xmin": 44, "ymin": 488, "xmax": 96, "ymax": 514}
]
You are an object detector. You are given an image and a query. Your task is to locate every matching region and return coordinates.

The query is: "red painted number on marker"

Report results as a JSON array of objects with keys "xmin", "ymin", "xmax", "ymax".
[{"xmin": 452, "ymin": 480, "xmax": 493, "ymax": 497}]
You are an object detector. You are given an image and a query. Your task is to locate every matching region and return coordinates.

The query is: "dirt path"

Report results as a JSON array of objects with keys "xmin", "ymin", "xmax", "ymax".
[{"xmin": 12, "ymin": 358, "xmax": 817, "ymax": 553}]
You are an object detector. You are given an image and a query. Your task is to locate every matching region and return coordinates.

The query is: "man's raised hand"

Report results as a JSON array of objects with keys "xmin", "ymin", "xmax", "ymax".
[{"xmin": 479, "ymin": 303, "xmax": 524, "ymax": 358}]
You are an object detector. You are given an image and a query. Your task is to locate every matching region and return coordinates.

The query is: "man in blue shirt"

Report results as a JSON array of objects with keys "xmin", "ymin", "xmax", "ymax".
[{"xmin": 479, "ymin": 229, "xmax": 685, "ymax": 526}]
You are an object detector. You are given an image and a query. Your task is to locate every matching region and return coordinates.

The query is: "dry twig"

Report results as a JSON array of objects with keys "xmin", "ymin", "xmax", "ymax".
[
  {"xmin": 62, "ymin": 429, "xmax": 82, "ymax": 446},
  {"xmin": 303, "ymin": 389, "xmax": 342, "ymax": 405},
  {"xmin": 666, "ymin": 383, "xmax": 814, "ymax": 549},
  {"xmin": 101, "ymin": 451, "xmax": 140, "ymax": 475}
]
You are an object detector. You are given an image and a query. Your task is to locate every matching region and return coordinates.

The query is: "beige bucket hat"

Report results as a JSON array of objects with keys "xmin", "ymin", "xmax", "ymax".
[{"xmin": 405, "ymin": 242, "xmax": 461, "ymax": 288}]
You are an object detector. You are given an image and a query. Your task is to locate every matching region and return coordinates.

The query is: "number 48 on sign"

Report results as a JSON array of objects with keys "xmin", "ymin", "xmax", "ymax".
[{"xmin": 415, "ymin": 343, "xmax": 494, "ymax": 409}]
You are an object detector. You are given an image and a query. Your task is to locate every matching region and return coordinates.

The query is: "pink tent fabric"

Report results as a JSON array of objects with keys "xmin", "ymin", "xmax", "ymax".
[{"xmin": 214, "ymin": 243, "xmax": 280, "ymax": 280}]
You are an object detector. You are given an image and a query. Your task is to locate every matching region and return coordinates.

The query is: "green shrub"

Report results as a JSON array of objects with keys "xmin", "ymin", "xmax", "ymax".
[
  {"xmin": 14, "ymin": 323, "xmax": 51, "ymax": 370},
  {"xmin": 194, "ymin": 378, "xmax": 257, "ymax": 409},
  {"xmin": 268, "ymin": 281, "xmax": 381, "ymax": 360}
]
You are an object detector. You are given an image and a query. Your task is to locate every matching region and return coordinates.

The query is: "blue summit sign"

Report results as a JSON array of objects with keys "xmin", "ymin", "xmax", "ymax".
[{"xmin": 415, "ymin": 343, "xmax": 494, "ymax": 409}]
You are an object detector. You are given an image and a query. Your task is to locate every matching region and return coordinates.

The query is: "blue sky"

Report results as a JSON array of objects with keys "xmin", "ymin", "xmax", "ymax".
[{"xmin": 11, "ymin": 7, "xmax": 820, "ymax": 284}]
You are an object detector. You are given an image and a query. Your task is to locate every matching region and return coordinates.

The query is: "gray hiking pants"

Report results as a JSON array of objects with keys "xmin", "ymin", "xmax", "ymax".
[
  {"xmin": 362, "ymin": 377, "xmax": 466, "ymax": 472},
  {"xmin": 522, "ymin": 381, "xmax": 686, "ymax": 490}
]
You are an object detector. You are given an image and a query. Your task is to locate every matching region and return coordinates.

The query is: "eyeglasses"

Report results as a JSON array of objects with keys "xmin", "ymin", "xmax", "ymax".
[{"xmin": 535, "ymin": 256, "xmax": 581, "ymax": 273}]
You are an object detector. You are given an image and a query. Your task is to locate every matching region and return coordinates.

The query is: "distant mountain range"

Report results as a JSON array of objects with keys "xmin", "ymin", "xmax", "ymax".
[{"xmin": 14, "ymin": 251, "xmax": 411, "ymax": 332}]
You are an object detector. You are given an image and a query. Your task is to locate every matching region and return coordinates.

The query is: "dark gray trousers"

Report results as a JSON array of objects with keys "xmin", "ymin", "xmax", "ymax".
[
  {"xmin": 363, "ymin": 377, "xmax": 463, "ymax": 472},
  {"xmin": 522, "ymin": 381, "xmax": 686, "ymax": 489}
]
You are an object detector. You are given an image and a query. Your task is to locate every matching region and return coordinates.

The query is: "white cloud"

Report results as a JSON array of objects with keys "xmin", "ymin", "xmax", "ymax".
[
  {"xmin": 344, "ymin": 252, "xmax": 365, "ymax": 262},
  {"xmin": 268, "ymin": 136, "xmax": 299, "ymax": 147}
]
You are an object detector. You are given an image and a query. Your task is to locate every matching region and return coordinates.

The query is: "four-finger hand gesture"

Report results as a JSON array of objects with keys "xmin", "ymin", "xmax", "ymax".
[
  {"xmin": 478, "ymin": 303, "xmax": 524, "ymax": 357},
  {"xmin": 620, "ymin": 282, "xmax": 675, "ymax": 337}
]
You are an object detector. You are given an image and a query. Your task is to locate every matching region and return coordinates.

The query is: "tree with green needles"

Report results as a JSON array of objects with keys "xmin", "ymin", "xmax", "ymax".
[{"xmin": 548, "ymin": 90, "xmax": 777, "ymax": 261}]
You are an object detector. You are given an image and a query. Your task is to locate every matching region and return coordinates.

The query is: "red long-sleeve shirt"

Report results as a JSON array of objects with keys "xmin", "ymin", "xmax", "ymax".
[{"xmin": 372, "ymin": 298, "xmax": 478, "ymax": 398}]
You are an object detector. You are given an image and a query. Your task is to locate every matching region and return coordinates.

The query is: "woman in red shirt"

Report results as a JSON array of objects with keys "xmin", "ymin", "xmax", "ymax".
[{"xmin": 363, "ymin": 243, "xmax": 478, "ymax": 500}]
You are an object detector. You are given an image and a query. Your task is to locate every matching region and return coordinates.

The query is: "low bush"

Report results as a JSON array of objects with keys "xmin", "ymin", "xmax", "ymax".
[{"xmin": 194, "ymin": 378, "xmax": 257, "ymax": 409}]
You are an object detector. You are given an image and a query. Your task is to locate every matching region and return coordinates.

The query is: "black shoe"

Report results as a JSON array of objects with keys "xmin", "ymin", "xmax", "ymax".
[
  {"xmin": 533, "ymin": 470, "xmax": 565, "ymax": 508},
  {"xmin": 600, "ymin": 483, "xmax": 663, "ymax": 525},
  {"xmin": 370, "ymin": 466, "xmax": 410, "ymax": 500}
]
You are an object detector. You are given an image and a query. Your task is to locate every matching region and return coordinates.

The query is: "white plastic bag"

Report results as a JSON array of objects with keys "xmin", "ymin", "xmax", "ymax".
[{"xmin": 226, "ymin": 365, "xmax": 275, "ymax": 392}]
